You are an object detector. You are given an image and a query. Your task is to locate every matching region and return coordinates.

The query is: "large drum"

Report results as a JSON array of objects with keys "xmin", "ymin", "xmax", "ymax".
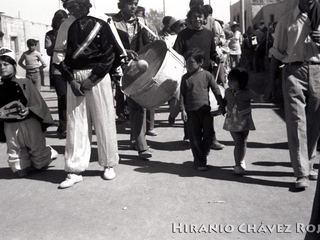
[{"xmin": 122, "ymin": 40, "xmax": 185, "ymax": 109}]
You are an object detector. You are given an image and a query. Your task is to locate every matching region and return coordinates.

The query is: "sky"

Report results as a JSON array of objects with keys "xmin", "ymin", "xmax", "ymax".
[{"xmin": 0, "ymin": 0, "xmax": 231, "ymax": 25}]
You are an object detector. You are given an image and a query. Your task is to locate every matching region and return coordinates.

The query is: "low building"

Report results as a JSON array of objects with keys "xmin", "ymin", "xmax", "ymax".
[
  {"xmin": 230, "ymin": 0, "xmax": 286, "ymax": 32},
  {"xmin": 0, "ymin": 14, "xmax": 51, "ymax": 83}
]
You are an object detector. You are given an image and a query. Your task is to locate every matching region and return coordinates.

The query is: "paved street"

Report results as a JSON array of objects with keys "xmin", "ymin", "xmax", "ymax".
[{"xmin": 0, "ymin": 73, "xmax": 318, "ymax": 240}]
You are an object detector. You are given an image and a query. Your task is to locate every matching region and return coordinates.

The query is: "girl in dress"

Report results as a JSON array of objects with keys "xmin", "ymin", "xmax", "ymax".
[{"xmin": 223, "ymin": 68, "xmax": 262, "ymax": 175}]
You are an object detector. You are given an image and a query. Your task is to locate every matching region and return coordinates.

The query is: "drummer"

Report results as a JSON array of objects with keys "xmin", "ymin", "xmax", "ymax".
[{"xmin": 113, "ymin": 0, "xmax": 153, "ymax": 159}]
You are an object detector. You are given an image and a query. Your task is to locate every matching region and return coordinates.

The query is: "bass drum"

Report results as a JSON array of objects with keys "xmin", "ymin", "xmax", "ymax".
[{"xmin": 122, "ymin": 40, "xmax": 185, "ymax": 109}]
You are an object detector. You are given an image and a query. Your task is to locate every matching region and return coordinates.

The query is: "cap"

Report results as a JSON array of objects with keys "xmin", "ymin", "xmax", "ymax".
[{"xmin": 0, "ymin": 47, "xmax": 16, "ymax": 65}]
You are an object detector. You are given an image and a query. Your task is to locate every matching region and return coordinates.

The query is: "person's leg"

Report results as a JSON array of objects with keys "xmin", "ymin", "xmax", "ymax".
[
  {"xmin": 64, "ymin": 71, "xmax": 92, "ymax": 173},
  {"xmin": 21, "ymin": 117, "xmax": 52, "ymax": 170},
  {"xmin": 27, "ymin": 71, "xmax": 42, "ymax": 92},
  {"xmin": 187, "ymin": 111, "xmax": 207, "ymax": 169},
  {"xmin": 4, "ymin": 122, "xmax": 32, "ymax": 175},
  {"xmin": 89, "ymin": 74, "xmax": 119, "ymax": 168},
  {"xmin": 202, "ymin": 111, "xmax": 214, "ymax": 157},
  {"xmin": 306, "ymin": 65, "xmax": 320, "ymax": 178},
  {"xmin": 230, "ymin": 131, "xmax": 249, "ymax": 167},
  {"xmin": 53, "ymin": 75, "xmax": 67, "ymax": 136},
  {"xmin": 146, "ymin": 108, "xmax": 157, "ymax": 136},
  {"xmin": 211, "ymin": 117, "xmax": 225, "ymax": 150},
  {"xmin": 282, "ymin": 65, "xmax": 309, "ymax": 187},
  {"xmin": 127, "ymin": 97, "xmax": 151, "ymax": 158}
]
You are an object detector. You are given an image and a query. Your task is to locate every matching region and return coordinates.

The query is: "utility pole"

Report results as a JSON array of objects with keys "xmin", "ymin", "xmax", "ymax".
[
  {"xmin": 240, "ymin": 0, "xmax": 245, "ymax": 33},
  {"xmin": 163, "ymin": 0, "xmax": 165, "ymax": 16}
]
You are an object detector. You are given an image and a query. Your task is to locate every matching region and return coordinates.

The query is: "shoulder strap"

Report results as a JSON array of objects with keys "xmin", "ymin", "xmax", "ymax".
[{"xmin": 72, "ymin": 21, "xmax": 102, "ymax": 59}]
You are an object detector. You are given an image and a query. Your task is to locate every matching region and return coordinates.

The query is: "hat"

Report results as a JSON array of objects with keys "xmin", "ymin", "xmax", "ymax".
[
  {"xmin": 169, "ymin": 17, "xmax": 186, "ymax": 27},
  {"xmin": 231, "ymin": 21, "xmax": 239, "ymax": 27},
  {"xmin": 0, "ymin": 47, "xmax": 16, "ymax": 65},
  {"xmin": 61, "ymin": 0, "xmax": 92, "ymax": 8}
]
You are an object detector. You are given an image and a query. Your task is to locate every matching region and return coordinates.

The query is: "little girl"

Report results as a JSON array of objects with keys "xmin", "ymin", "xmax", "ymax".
[{"xmin": 223, "ymin": 68, "xmax": 262, "ymax": 175}]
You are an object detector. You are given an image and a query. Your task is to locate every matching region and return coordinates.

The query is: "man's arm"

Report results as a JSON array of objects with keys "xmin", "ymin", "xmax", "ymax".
[{"xmin": 264, "ymin": 55, "xmax": 282, "ymax": 100}]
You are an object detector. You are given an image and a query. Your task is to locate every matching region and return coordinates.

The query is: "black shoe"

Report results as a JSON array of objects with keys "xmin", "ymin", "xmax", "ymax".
[
  {"xmin": 211, "ymin": 141, "xmax": 225, "ymax": 150},
  {"xmin": 139, "ymin": 150, "xmax": 152, "ymax": 159}
]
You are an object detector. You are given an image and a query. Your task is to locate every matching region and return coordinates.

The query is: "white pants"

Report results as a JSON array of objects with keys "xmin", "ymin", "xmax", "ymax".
[
  {"xmin": 65, "ymin": 70, "xmax": 119, "ymax": 172},
  {"xmin": 4, "ymin": 117, "xmax": 52, "ymax": 172}
]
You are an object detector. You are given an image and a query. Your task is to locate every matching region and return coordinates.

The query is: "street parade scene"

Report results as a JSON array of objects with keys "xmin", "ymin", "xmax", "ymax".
[{"xmin": 0, "ymin": 0, "xmax": 320, "ymax": 239}]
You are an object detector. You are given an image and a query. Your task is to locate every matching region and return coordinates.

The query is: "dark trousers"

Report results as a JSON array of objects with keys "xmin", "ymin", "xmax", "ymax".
[
  {"xmin": 53, "ymin": 75, "xmax": 67, "ymax": 133},
  {"xmin": 146, "ymin": 108, "xmax": 155, "ymax": 131},
  {"xmin": 230, "ymin": 130, "xmax": 249, "ymax": 166},
  {"xmin": 186, "ymin": 110, "xmax": 213, "ymax": 168},
  {"xmin": 114, "ymin": 84, "xmax": 126, "ymax": 118},
  {"xmin": 127, "ymin": 97, "xmax": 148, "ymax": 152}
]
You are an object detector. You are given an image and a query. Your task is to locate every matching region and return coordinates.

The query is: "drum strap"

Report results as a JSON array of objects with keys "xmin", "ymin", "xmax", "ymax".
[{"xmin": 72, "ymin": 22, "xmax": 102, "ymax": 59}]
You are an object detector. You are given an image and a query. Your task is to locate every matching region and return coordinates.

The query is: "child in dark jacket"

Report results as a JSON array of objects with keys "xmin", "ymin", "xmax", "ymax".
[{"xmin": 180, "ymin": 48, "xmax": 225, "ymax": 171}]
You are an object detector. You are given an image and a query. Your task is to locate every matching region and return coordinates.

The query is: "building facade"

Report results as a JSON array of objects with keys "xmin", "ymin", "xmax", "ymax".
[
  {"xmin": 0, "ymin": 14, "xmax": 50, "ymax": 81},
  {"xmin": 230, "ymin": 0, "xmax": 287, "ymax": 33}
]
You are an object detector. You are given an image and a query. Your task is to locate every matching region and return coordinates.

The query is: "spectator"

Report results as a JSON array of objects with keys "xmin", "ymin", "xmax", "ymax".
[
  {"xmin": 267, "ymin": 0, "xmax": 319, "ymax": 189},
  {"xmin": 45, "ymin": 10, "xmax": 68, "ymax": 139},
  {"xmin": 18, "ymin": 39, "xmax": 47, "ymax": 92},
  {"xmin": 229, "ymin": 21, "xmax": 243, "ymax": 68}
]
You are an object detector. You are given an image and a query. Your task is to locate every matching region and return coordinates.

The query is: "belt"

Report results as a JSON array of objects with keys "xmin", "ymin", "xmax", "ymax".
[{"xmin": 286, "ymin": 61, "xmax": 320, "ymax": 65}]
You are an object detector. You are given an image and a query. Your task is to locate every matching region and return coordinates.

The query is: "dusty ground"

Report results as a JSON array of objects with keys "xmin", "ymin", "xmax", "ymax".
[{"xmin": 0, "ymin": 70, "xmax": 318, "ymax": 240}]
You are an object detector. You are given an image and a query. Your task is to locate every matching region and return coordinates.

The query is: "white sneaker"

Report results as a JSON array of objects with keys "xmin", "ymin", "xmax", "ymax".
[
  {"xmin": 49, "ymin": 146, "xmax": 59, "ymax": 160},
  {"xmin": 59, "ymin": 173, "xmax": 83, "ymax": 189},
  {"xmin": 103, "ymin": 167, "xmax": 116, "ymax": 180}
]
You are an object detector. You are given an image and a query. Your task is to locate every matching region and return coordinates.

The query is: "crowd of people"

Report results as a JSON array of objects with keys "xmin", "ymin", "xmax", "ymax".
[
  {"xmin": 1, "ymin": 0, "xmax": 320, "ymax": 236},
  {"xmin": 1, "ymin": 0, "xmax": 320, "ymax": 218}
]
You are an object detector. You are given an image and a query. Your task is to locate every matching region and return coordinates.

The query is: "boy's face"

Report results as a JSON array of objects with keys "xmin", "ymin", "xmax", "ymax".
[
  {"xmin": 190, "ymin": 12, "xmax": 205, "ymax": 30},
  {"xmin": 122, "ymin": 0, "xmax": 138, "ymax": 17},
  {"xmin": 228, "ymin": 78, "xmax": 240, "ymax": 91},
  {"xmin": 185, "ymin": 56, "xmax": 202, "ymax": 73},
  {"xmin": 0, "ymin": 60, "xmax": 15, "ymax": 77},
  {"xmin": 28, "ymin": 45, "xmax": 36, "ymax": 52}
]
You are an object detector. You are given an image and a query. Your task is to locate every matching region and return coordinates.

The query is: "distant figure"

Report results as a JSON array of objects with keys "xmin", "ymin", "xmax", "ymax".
[
  {"xmin": 229, "ymin": 21, "xmax": 243, "ymax": 68},
  {"xmin": 45, "ymin": 10, "xmax": 68, "ymax": 139},
  {"xmin": 158, "ymin": 16, "xmax": 173, "ymax": 37},
  {"xmin": 18, "ymin": 39, "xmax": 47, "ymax": 92}
]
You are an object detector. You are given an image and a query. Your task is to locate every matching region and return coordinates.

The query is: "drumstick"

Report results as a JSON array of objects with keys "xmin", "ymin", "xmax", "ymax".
[
  {"xmin": 215, "ymin": 62, "xmax": 221, "ymax": 83},
  {"xmin": 138, "ymin": 21, "xmax": 159, "ymax": 40}
]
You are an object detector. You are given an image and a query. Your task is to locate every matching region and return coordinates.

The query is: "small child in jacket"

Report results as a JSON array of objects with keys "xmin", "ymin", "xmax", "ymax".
[
  {"xmin": 223, "ymin": 68, "xmax": 262, "ymax": 175},
  {"xmin": 0, "ymin": 48, "xmax": 57, "ymax": 177},
  {"xmin": 180, "ymin": 48, "xmax": 225, "ymax": 171},
  {"xmin": 18, "ymin": 39, "xmax": 47, "ymax": 92}
]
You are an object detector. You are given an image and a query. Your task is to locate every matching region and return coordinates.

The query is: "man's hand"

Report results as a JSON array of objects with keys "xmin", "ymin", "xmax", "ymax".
[
  {"xmin": 126, "ymin": 49, "xmax": 138, "ymax": 60},
  {"xmin": 310, "ymin": 30, "xmax": 320, "ymax": 44},
  {"xmin": 181, "ymin": 110, "xmax": 188, "ymax": 122},
  {"xmin": 81, "ymin": 78, "xmax": 94, "ymax": 91},
  {"xmin": 70, "ymin": 80, "xmax": 85, "ymax": 96}
]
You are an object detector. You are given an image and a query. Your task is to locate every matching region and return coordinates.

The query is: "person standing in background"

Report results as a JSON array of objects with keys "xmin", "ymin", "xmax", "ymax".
[
  {"xmin": 45, "ymin": 10, "xmax": 68, "ymax": 139},
  {"xmin": 18, "ymin": 39, "xmax": 47, "ymax": 92},
  {"xmin": 267, "ymin": 0, "xmax": 320, "ymax": 189}
]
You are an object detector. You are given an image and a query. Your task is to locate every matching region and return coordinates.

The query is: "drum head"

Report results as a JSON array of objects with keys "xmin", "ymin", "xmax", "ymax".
[{"xmin": 122, "ymin": 40, "xmax": 167, "ymax": 92}]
